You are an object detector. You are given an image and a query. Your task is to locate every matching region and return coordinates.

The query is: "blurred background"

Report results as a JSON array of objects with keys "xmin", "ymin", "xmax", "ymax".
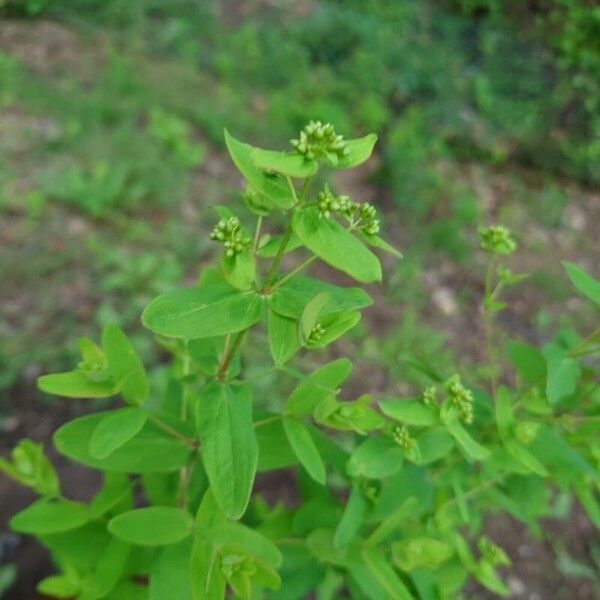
[{"xmin": 0, "ymin": 0, "xmax": 599, "ymax": 598}]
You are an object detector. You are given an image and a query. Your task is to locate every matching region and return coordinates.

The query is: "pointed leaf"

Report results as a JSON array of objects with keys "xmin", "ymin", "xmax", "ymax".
[
  {"xmin": 38, "ymin": 371, "xmax": 116, "ymax": 399},
  {"xmin": 224, "ymin": 130, "xmax": 293, "ymax": 209},
  {"xmin": 334, "ymin": 134, "xmax": 378, "ymax": 169},
  {"xmin": 197, "ymin": 382, "xmax": 258, "ymax": 518},
  {"xmin": 108, "ymin": 507, "xmax": 192, "ymax": 546},
  {"xmin": 292, "ymin": 207, "xmax": 381, "ymax": 283},
  {"xmin": 283, "ymin": 417, "xmax": 326, "ymax": 484},
  {"xmin": 89, "ymin": 407, "xmax": 148, "ymax": 459},
  {"xmin": 251, "ymin": 148, "xmax": 318, "ymax": 178},
  {"xmin": 142, "ymin": 287, "xmax": 263, "ymax": 340},
  {"xmin": 102, "ymin": 324, "xmax": 149, "ymax": 405},
  {"xmin": 563, "ymin": 261, "xmax": 600, "ymax": 306}
]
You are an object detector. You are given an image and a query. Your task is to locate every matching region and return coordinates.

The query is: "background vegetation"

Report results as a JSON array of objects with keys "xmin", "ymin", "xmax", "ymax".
[{"xmin": 1, "ymin": 0, "xmax": 599, "ymax": 598}]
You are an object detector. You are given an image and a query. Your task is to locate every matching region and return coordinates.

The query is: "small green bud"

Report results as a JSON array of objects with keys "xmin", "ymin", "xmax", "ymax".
[
  {"xmin": 445, "ymin": 374, "xmax": 474, "ymax": 424},
  {"xmin": 392, "ymin": 424, "xmax": 415, "ymax": 450},
  {"xmin": 422, "ymin": 385, "xmax": 437, "ymax": 406},
  {"xmin": 290, "ymin": 120, "xmax": 348, "ymax": 161},
  {"xmin": 210, "ymin": 216, "xmax": 251, "ymax": 257},
  {"xmin": 309, "ymin": 322, "xmax": 326, "ymax": 342},
  {"xmin": 478, "ymin": 225, "xmax": 517, "ymax": 255}
]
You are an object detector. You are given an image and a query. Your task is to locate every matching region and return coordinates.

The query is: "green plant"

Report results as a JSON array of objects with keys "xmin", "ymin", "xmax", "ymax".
[{"xmin": 2, "ymin": 123, "xmax": 599, "ymax": 599}]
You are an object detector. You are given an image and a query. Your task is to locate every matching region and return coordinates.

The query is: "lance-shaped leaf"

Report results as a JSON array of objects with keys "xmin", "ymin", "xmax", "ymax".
[
  {"xmin": 197, "ymin": 382, "xmax": 258, "ymax": 518},
  {"xmin": 292, "ymin": 207, "xmax": 381, "ymax": 283},
  {"xmin": 108, "ymin": 507, "xmax": 193, "ymax": 546},
  {"xmin": 251, "ymin": 148, "xmax": 318, "ymax": 178},
  {"xmin": 89, "ymin": 407, "xmax": 148, "ymax": 460},
  {"xmin": 271, "ymin": 275, "xmax": 372, "ymax": 320},
  {"xmin": 54, "ymin": 412, "xmax": 191, "ymax": 473},
  {"xmin": 267, "ymin": 308, "xmax": 299, "ymax": 366},
  {"xmin": 285, "ymin": 358, "xmax": 352, "ymax": 416},
  {"xmin": 102, "ymin": 324, "xmax": 148, "ymax": 405},
  {"xmin": 142, "ymin": 287, "xmax": 263, "ymax": 340},
  {"xmin": 283, "ymin": 417, "xmax": 326, "ymax": 484},
  {"xmin": 332, "ymin": 134, "xmax": 378, "ymax": 169},
  {"xmin": 38, "ymin": 371, "xmax": 116, "ymax": 399},
  {"xmin": 441, "ymin": 407, "xmax": 489, "ymax": 462},
  {"xmin": 10, "ymin": 498, "xmax": 91, "ymax": 535},
  {"xmin": 563, "ymin": 261, "xmax": 600, "ymax": 306},
  {"xmin": 333, "ymin": 484, "xmax": 367, "ymax": 549},
  {"xmin": 224, "ymin": 130, "xmax": 293, "ymax": 209},
  {"xmin": 361, "ymin": 548, "xmax": 415, "ymax": 600},
  {"xmin": 379, "ymin": 399, "xmax": 438, "ymax": 426}
]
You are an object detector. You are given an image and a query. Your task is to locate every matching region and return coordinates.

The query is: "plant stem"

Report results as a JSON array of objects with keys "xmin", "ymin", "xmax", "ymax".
[
  {"xmin": 269, "ymin": 255, "xmax": 317, "ymax": 292},
  {"xmin": 253, "ymin": 415, "xmax": 281, "ymax": 428},
  {"xmin": 253, "ymin": 215, "xmax": 263, "ymax": 253},
  {"xmin": 262, "ymin": 219, "xmax": 294, "ymax": 289},
  {"xmin": 217, "ymin": 329, "xmax": 246, "ymax": 381},
  {"xmin": 483, "ymin": 257, "xmax": 499, "ymax": 397},
  {"xmin": 148, "ymin": 415, "xmax": 197, "ymax": 448}
]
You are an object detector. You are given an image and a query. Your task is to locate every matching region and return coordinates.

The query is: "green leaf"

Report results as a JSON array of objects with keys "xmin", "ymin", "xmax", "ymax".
[
  {"xmin": 10, "ymin": 498, "xmax": 90, "ymax": 535},
  {"xmin": 85, "ymin": 538, "xmax": 131, "ymax": 598},
  {"xmin": 108, "ymin": 507, "xmax": 192, "ymax": 546},
  {"xmin": 347, "ymin": 435, "xmax": 404, "ymax": 478},
  {"xmin": 379, "ymin": 399, "xmax": 438, "ymax": 426},
  {"xmin": 392, "ymin": 537, "xmax": 454, "ymax": 571},
  {"xmin": 190, "ymin": 538, "xmax": 226, "ymax": 600},
  {"xmin": 38, "ymin": 371, "xmax": 116, "ymax": 399},
  {"xmin": 306, "ymin": 311, "xmax": 362, "ymax": 349},
  {"xmin": 299, "ymin": 292, "xmax": 330, "ymax": 341},
  {"xmin": 54, "ymin": 412, "xmax": 190, "ymax": 473},
  {"xmin": 89, "ymin": 407, "xmax": 148, "ymax": 460},
  {"xmin": 271, "ymin": 275, "xmax": 372, "ymax": 320},
  {"xmin": 285, "ymin": 358, "xmax": 352, "ymax": 416},
  {"xmin": 359, "ymin": 232, "xmax": 403, "ymax": 258},
  {"xmin": 102, "ymin": 324, "xmax": 149, "ymax": 405},
  {"xmin": 333, "ymin": 484, "xmax": 367, "ymax": 549},
  {"xmin": 368, "ymin": 497, "xmax": 419, "ymax": 545},
  {"xmin": 256, "ymin": 416, "xmax": 297, "ymax": 471},
  {"xmin": 212, "ymin": 521, "xmax": 282, "ymax": 567},
  {"xmin": 251, "ymin": 147, "xmax": 318, "ymax": 178},
  {"xmin": 543, "ymin": 343, "xmax": 580, "ymax": 405},
  {"xmin": 150, "ymin": 541, "xmax": 193, "ymax": 600},
  {"xmin": 221, "ymin": 251, "xmax": 256, "ymax": 291},
  {"xmin": 361, "ymin": 548, "xmax": 415, "ymax": 600},
  {"xmin": 441, "ymin": 408, "xmax": 489, "ymax": 461},
  {"xmin": 267, "ymin": 308, "xmax": 299, "ymax": 366},
  {"xmin": 334, "ymin": 134, "xmax": 378, "ymax": 169},
  {"xmin": 563, "ymin": 261, "xmax": 600, "ymax": 306},
  {"xmin": 292, "ymin": 207, "xmax": 381, "ymax": 283},
  {"xmin": 142, "ymin": 287, "xmax": 263, "ymax": 340},
  {"xmin": 283, "ymin": 417, "xmax": 326, "ymax": 484},
  {"xmin": 506, "ymin": 341, "xmax": 546, "ymax": 386},
  {"xmin": 0, "ymin": 438, "xmax": 59, "ymax": 496},
  {"xmin": 503, "ymin": 439, "xmax": 548, "ymax": 477},
  {"xmin": 197, "ymin": 382, "xmax": 258, "ymax": 518},
  {"xmin": 415, "ymin": 428, "xmax": 455, "ymax": 464},
  {"xmin": 224, "ymin": 130, "xmax": 293, "ymax": 209},
  {"xmin": 495, "ymin": 386, "xmax": 514, "ymax": 439},
  {"xmin": 37, "ymin": 573, "xmax": 80, "ymax": 599}
]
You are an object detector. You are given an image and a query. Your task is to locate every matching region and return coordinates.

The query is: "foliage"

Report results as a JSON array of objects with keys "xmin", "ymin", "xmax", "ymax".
[{"xmin": 2, "ymin": 124, "xmax": 598, "ymax": 599}]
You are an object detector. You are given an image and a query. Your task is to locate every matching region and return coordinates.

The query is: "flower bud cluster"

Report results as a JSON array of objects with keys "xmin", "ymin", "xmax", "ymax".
[
  {"xmin": 316, "ymin": 188, "xmax": 380, "ymax": 235},
  {"xmin": 478, "ymin": 225, "xmax": 517, "ymax": 255},
  {"xmin": 290, "ymin": 121, "xmax": 349, "ymax": 161},
  {"xmin": 445, "ymin": 374, "xmax": 474, "ymax": 424},
  {"xmin": 308, "ymin": 322, "xmax": 326, "ymax": 342},
  {"xmin": 392, "ymin": 424, "xmax": 415, "ymax": 450},
  {"xmin": 210, "ymin": 216, "xmax": 251, "ymax": 257},
  {"xmin": 422, "ymin": 385, "xmax": 437, "ymax": 406}
]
